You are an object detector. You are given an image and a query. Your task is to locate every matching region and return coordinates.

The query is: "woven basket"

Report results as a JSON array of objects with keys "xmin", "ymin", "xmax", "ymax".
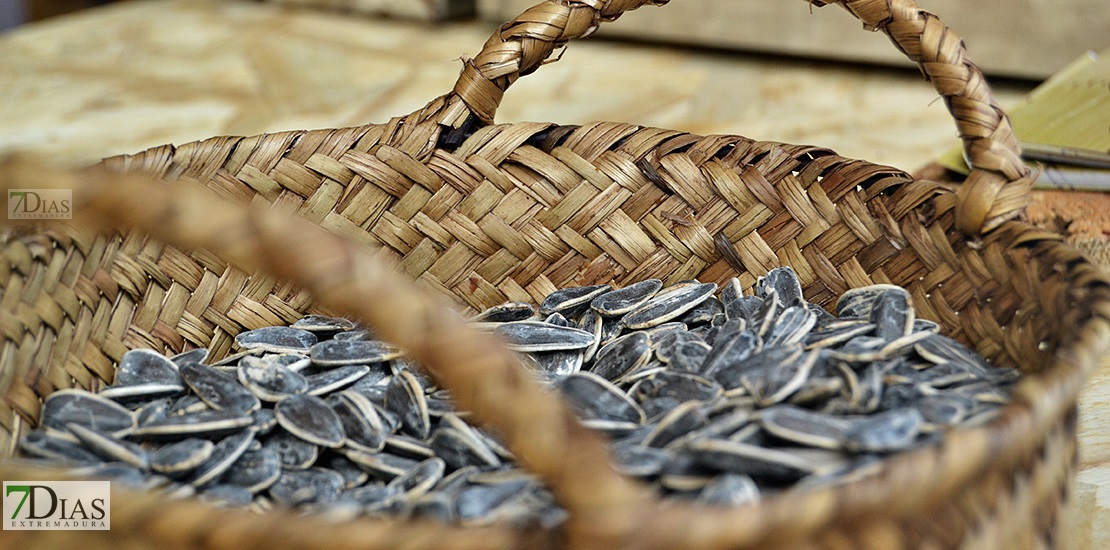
[{"xmin": 2, "ymin": 0, "xmax": 1108, "ymax": 548}]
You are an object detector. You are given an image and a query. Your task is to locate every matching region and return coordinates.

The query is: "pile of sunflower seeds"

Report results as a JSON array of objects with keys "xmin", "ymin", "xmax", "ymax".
[{"xmin": 18, "ymin": 267, "xmax": 1019, "ymax": 524}]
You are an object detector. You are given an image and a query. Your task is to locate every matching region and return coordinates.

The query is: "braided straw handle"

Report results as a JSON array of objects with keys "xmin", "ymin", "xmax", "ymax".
[{"xmin": 418, "ymin": 0, "xmax": 1032, "ymax": 235}]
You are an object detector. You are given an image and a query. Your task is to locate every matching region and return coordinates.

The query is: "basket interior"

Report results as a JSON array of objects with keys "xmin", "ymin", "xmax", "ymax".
[{"xmin": 1, "ymin": 120, "xmax": 1077, "ymax": 438}]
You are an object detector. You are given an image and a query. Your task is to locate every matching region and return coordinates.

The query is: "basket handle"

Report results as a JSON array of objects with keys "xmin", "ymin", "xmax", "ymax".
[
  {"xmin": 419, "ymin": 0, "xmax": 1031, "ymax": 235},
  {"xmin": 0, "ymin": 158, "xmax": 650, "ymax": 546}
]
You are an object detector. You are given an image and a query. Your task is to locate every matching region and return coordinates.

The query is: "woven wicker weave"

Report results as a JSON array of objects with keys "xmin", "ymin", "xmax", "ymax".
[{"xmin": 2, "ymin": 0, "xmax": 1108, "ymax": 548}]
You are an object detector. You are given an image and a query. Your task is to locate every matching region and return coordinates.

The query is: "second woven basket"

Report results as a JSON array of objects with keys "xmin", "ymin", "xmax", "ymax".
[{"xmin": 2, "ymin": 0, "xmax": 1108, "ymax": 548}]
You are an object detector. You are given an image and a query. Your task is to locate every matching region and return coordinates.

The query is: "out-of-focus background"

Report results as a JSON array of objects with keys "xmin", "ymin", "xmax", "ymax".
[{"xmin": 1, "ymin": 0, "xmax": 1108, "ymax": 547}]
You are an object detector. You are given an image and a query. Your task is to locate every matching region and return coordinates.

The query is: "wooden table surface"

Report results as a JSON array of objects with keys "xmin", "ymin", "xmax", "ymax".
[{"xmin": 1, "ymin": 1, "xmax": 1107, "ymax": 547}]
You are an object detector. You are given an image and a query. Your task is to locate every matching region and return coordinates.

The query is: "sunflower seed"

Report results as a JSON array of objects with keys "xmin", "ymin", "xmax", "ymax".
[
  {"xmin": 292, "ymin": 315, "xmax": 357, "ymax": 333},
  {"xmin": 843, "ymin": 408, "xmax": 924, "ymax": 453},
  {"xmin": 697, "ymin": 474, "xmax": 760, "ymax": 507},
  {"xmin": 758, "ymin": 405, "xmax": 851, "ymax": 450},
  {"xmin": 620, "ymin": 282, "xmax": 717, "ymax": 330},
  {"xmin": 235, "ymin": 326, "xmax": 318, "ymax": 354},
  {"xmin": 556, "ymin": 372, "xmax": 644, "ymax": 424},
  {"xmin": 150, "ymin": 438, "xmax": 215, "ymax": 476},
  {"xmin": 189, "ymin": 430, "xmax": 255, "ymax": 487},
  {"xmin": 686, "ymin": 439, "xmax": 816, "ymax": 482},
  {"xmin": 328, "ymin": 390, "xmax": 388, "ymax": 453},
  {"xmin": 179, "ymin": 362, "xmax": 260, "ymax": 414},
  {"xmin": 66, "ymin": 423, "xmax": 149, "ymax": 469},
  {"xmin": 591, "ymin": 279, "xmax": 663, "ymax": 316},
  {"xmin": 20, "ymin": 430, "xmax": 101, "ymax": 465},
  {"xmin": 757, "ymin": 267, "xmax": 804, "ymax": 309},
  {"xmin": 493, "ymin": 321, "xmax": 595, "ymax": 353},
  {"xmin": 310, "ymin": 339, "xmax": 402, "ymax": 366},
  {"xmin": 237, "ymin": 356, "xmax": 308, "ymax": 402},
  {"xmin": 24, "ymin": 266, "xmax": 1017, "ymax": 524},
  {"xmin": 305, "ymin": 365, "xmax": 371, "ymax": 396},
  {"xmin": 275, "ymin": 395, "xmax": 346, "ymax": 448},
  {"xmin": 471, "ymin": 302, "xmax": 535, "ymax": 323},
  {"xmin": 590, "ymin": 332, "xmax": 651, "ymax": 382},
  {"xmin": 41, "ymin": 390, "xmax": 136, "ymax": 436},
  {"xmin": 262, "ymin": 430, "xmax": 319, "ymax": 470},
  {"xmin": 269, "ymin": 468, "xmax": 344, "ymax": 507},
  {"xmin": 116, "ymin": 349, "xmax": 182, "ymax": 386},
  {"xmin": 539, "ymin": 284, "xmax": 611, "ymax": 316}
]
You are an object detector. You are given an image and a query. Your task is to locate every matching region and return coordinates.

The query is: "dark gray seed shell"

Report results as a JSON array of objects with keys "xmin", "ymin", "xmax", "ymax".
[
  {"xmin": 292, "ymin": 315, "xmax": 357, "ymax": 332},
  {"xmin": 539, "ymin": 284, "xmax": 612, "ymax": 316},
  {"xmin": 310, "ymin": 339, "xmax": 402, "ymax": 366},
  {"xmin": 591, "ymin": 279, "xmax": 663, "ymax": 316},
  {"xmin": 328, "ymin": 390, "xmax": 388, "ymax": 453},
  {"xmin": 678, "ymin": 296, "xmax": 724, "ymax": 326},
  {"xmin": 620, "ymin": 282, "xmax": 717, "ymax": 330},
  {"xmin": 765, "ymin": 306, "xmax": 817, "ymax": 347},
  {"xmin": 252, "ymin": 408, "xmax": 278, "ymax": 435},
  {"xmin": 384, "ymin": 371, "xmax": 431, "ymax": 440},
  {"xmin": 200, "ymin": 484, "xmax": 255, "ymax": 507},
  {"xmin": 116, "ymin": 348, "xmax": 182, "ymax": 386},
  {"xmin": 720, "ymin": 277, "xmax": 744, "ymax": 304},
  {"xmin": 134, "ymin": 398, "xmax": 172, "ymax": 426},
  {"xmin": 189, "ymin": 430, "xmax": 256, "ymax": 487},
  {"xmin": 150, "ymin": 438, "xmax": 216, "ymax": 475},
  {"xmin": 740, "ymin": 349, "xmax": 818, "ymax": 407},
  {"xmin": 871, "ymin": 289, "xmax": 914, "ymax": 341},
  {"xmin": 305, "ymin": 365, "xmax": 371, "ymax": 396},
  {"xmin": 455, "ymin": 479, "xmax": 532, "ymax": 522},
  {"xmin": 41, "ymin": 389, "xmax": 136, "ymax": 436},
  {"xmin": 611, "ymin": 444, "xmax": 672, "ymax": 478},
  {"xmin": 261, "ymin": 430, "xmax": 319, "ymax": 470},
  {"xmin": 20, "ymin": 429, "xmax": 101, "ymax": 465},
  {"xmin": 702, "ymin": 329, "xmax": 760, "ymax": 379},
  {"xmin": 835, "ymin": 284, "xmax": 905, "ymax": 318},
  {"xmin": 523, "ymin": 350, "xmax": 583, "ymax": 378},
  {"xmin": 167, "ymin": 394, "xmax": 208, "ymax": 416},
  {"xmin": 428, "ymin": 427, "xmax": 501, "ymax": 470},
  {"xmin": 577, "ymin": 309, "xmax": 605, "ymax": 363},
  {"xmin": 757, "ymin": 267, "xmax": 804, "ymax": 309},
  {"xmin": 643, "ymin": 401, "xmax": 707, "ymax": 448},
  {"xmin": 917, "ymin": 394, "xmax": 973, "ymax": 427},
  {"xmin": 343, "ymin": 482, "xmax": 402, "ymax": 508},
  {"xmin": 131, "ymin": 408, "xmax": 253, "ymax": 440},
  {"xmin": 317, "ymin": 453, "xmax": 369, "ymax": 490},
  {"xmin": 758, "ymin": 405, "xmax": 852, "ymax": 450},
  {"xmin": 343, "ymin": 450, "xmax": 418, "ymax": 479},
  {"xmin": 725, "ymin": 296, "xmax": 763, "ymax": 326},
  {"xmin": 686, "ymin": 439, "xmax": 817, "ymax": 482},
  {"xmin": 668, "ymin": 341, "xmax": 713, "ymax": 373},
  {"xmin": 222, "ymin": 449, "xmax": 283, "ymax": 493},
  {"xmin": 632, "ymin": 371, "xmax": 723, "ymax": 403},
  {"xmin": 99, "ymin": 383, "xmax": 185, "ymax": 403},
  {"xmin": 493, "ymin": 321, "xmax": 596, "ymax": 353},
  {"xmin": 171, "ymin": 348, "xmax": 209, "ymax": 367},
  {"xmin": 238, "ymin": 356, "xmax": 308, "ymax": 402},
  {"xmin": 386, "ymin": 457, "xmax": 446, "ymax": 499},
  {"xmin": 471, "ymin": 302, "xmax": 535, "ymax": 323},
  {"xmin": 697, "ymin": 474, "xmax": 760, "ymax": 507},
  {"xmin": 843, "ymin": 408, "xmax": 924, "ymax": 453},
  {"xmin": 269, "ymin": 468, "xmax": 344, "ymax": 507},
  {"xmin": 556, "ymin": 371, "xmax": 645, "ymax": 424},
  {"xmin": 235, "ymin": 326, "xmax": 318, "ymax": 353},
  {"xmin": 275, "ymin": 395, "xmax": 346, "ymax": 448},
  {"xmin": 590, "ymin": 332, "xmax": 651, "ymax": 382},
  {"xmin": 66, "ymin": 423, "xmax": 149, "ymax": 469},
  {"xmin": 179, "ymin": 362, "xmax": 261, "ymax": 413}
]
